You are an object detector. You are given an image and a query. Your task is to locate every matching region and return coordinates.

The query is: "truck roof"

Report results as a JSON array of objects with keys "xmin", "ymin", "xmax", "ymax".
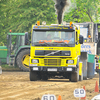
[{"xmin": 33, "ymin": 25, "xmax": 76, "ymax": 31}]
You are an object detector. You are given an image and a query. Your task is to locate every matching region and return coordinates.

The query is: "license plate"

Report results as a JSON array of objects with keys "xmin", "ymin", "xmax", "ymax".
[
  {"xmin": 66, "ymin": 68, "xmax": 72, "ymax": 71},
  {"xmin": 32, "ymin": 64, "xmax": 37, "ymax": 66},
  {"xmin": 47, "ymin": 68, "xmax": 57, "ymax": 71},
  {"xmin": 33, "ymin": 67, "xmax": 38, "ymax": 71}
]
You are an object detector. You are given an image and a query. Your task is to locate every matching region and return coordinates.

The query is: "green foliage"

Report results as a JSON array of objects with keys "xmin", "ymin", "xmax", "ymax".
[
  {"xmin": 0, "ymin": 0, "xmax": 56, "ymax": 45},
  {"xmin": 64, "ymin": 0, "xmax": 100, "ymax": 23},
  {"xmin": 1, "ymin": 64, "xmax": 20, "ymax": 71},
  {"xmin": 0, "ymin": 0, "xmax": 100, "ymax": 45}
]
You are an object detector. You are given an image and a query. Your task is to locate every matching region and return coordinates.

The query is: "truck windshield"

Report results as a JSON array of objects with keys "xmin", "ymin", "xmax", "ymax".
[{"xmin": 32, "ymin": 31, "xmax": 75, "ymax": 47}]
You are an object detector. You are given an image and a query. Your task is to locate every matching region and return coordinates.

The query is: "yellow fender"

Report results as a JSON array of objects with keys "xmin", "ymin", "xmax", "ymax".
[{"xmin": 79, "ymin": 62, "xmax": 82, "ymax": 75}]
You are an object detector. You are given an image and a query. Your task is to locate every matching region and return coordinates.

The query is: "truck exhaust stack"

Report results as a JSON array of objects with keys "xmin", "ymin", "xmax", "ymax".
[{"xmin": 54, "ymin": 0, "xmax": 69, "ymax": 24}]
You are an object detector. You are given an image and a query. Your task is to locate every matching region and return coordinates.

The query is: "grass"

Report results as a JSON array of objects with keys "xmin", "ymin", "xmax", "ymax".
[{"xmin": 1, "ymin": 64, "xmax": 21, "ymax": 71}]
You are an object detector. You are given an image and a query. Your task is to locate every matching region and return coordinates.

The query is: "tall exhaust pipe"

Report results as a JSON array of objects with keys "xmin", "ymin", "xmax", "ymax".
[{"xmin": 54, "ymin": 0, "xmax": 69, "ymax": 24}]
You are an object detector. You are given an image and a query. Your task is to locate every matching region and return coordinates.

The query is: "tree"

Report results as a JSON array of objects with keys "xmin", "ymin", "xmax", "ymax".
[
  {"xmin": 0, "ymin": 0, "xmax": 100, "ymax": 45},
  {"xmin": 64, "ymin": 0, "xmax": 100, "ymax": 23},
  {"xmin": 0, "ymin": 0, "xmax": 56, "ymax": 45}
]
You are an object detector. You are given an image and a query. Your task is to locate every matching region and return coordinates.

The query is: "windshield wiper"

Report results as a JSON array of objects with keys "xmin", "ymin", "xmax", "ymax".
[
  {"xmin": 34, "ymin": 42, "xmax": 51, "ymax": 46},
  {"xmin": 42, "ymin": 42, "xmax": 51, "ymax": 46},
  {"xmin": 51, "ymin": 41, "xmax": 70, "ymax": 47},
  {"xmin": 61, "ymin": 42, "xmax": 70, "ymax": 47}
]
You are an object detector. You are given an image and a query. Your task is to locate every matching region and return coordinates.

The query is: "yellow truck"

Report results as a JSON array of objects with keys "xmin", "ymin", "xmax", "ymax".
[{"xmin": 29, "ymin": 21, "xmax": 84, "ymax": 82}]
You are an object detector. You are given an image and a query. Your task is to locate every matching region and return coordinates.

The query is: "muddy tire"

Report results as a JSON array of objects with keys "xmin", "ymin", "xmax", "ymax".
[
  {"xmin": 79, "ymin": 72, "xmax": 83, "ymax": 81},
  {"xmin": 71, "ymin": 68, "xmax": 79, "ymax": 82},
  {"xmin": 41, "ymin": 75, "xmax": 48, "ymax": 81},
  {"xmin": 30, "ymin": 71, "xmax": 40, "ymax": 81},
  {"xmin": 16, "ymin": 49, "xmax": 30, "ymax": 72}
]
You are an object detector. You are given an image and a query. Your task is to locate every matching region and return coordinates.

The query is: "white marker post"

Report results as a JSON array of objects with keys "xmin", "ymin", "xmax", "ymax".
[{"xmin": 0, "ymin": 66, "xmax": 2, "ymax": 74}]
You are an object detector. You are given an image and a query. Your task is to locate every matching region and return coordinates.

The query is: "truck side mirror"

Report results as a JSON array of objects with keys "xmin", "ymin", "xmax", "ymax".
[
  {"xmin": 79, "ymin": 35, "xmax": 84, "ymax": 44},
  {"xmin": 25, "ymin": 32, "xmax": 29, "ymax": 45}
]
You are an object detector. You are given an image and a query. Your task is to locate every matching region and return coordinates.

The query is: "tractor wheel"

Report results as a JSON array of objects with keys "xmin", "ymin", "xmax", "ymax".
[
  {"xmin": 16, "ymin": 49, "xmax": 30, "ymax": 71},
  {"xmin": 71, "ymin": 68, "xmax": 79, "ymax": 82}
]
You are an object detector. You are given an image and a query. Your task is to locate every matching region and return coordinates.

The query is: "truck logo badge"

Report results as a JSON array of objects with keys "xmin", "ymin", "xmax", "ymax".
[
  {"xmin": 45, "ymin": 50, "xmax": 61, "ymax": 56},
  {"xmin": 65, "ymin": 53, "xmax": 69, "ymax": 55}
]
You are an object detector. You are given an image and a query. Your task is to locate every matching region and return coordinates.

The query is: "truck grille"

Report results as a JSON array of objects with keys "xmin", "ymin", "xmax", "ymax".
[{"xmin": 44, "ymin": 59, "xmax": 61, "ymax": 66}]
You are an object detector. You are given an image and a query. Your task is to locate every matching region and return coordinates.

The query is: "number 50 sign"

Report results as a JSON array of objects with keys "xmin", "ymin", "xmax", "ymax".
[{"xmin": 74, "ymin": 88, "xmax": 86, "ymax": 98}]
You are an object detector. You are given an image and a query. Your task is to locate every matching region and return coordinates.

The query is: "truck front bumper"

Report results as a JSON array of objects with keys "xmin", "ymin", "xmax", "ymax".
[{"xmin": 29, "ymin": 66, "xmax": 77, "ymax": 72}]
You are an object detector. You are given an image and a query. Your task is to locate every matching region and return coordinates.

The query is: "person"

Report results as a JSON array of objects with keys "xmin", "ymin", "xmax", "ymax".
[
  {"xmin": 65, "ymin": 33, "xmax": 74, "ymax": 43},
  {"xmin": 88, "ymin": 35, "xmax": 92, "ymax": 42},
  {"xmin": 46, "ymin": 34, "xmax": 52, "ymax": 40}
]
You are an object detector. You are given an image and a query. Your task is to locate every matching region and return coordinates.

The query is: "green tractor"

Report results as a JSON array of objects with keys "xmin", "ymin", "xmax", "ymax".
[{"xmin": 0, "ymin": 32, "xmax": 30, "ymax": 71}]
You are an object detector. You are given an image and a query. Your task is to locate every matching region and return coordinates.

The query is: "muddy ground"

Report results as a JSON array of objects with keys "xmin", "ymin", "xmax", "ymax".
[{"xmin": 0, "ymin": 72, "xmax": 100, "ymax": 100}]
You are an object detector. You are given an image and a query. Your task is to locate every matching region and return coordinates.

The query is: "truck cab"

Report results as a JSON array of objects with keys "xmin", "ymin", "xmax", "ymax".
[{"xmin": 29, "ymin": 22, "xmax": 83, "ymax": 82}]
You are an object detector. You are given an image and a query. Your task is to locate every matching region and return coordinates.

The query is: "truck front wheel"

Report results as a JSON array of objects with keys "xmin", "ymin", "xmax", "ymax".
[
  {"xmin": 71, "ymin": 68, "xmax": 79, "ymax": 82},
  {"xmin": 41, "ymin": 75, "xmax": 48, "ymax": 81},
  {"xmin": 79, "ymin": 72, "xmax": 83, "ymax": 81},
  {"xmin": 16, "ymin": 49, "xmax": 30, "ymax": 71},
  {"xmin": 30, "ymin": 71, "xmax": 40, "ymax": 81}
]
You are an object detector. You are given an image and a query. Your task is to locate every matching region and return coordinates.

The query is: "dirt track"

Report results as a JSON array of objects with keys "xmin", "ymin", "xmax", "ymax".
[{"xmin": 0, "ymin": 72, "xmax": 100, "ymax": 100}]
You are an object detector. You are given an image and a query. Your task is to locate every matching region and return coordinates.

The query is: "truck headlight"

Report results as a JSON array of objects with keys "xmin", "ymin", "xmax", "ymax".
[
  {"xmin": 31, "ymin": 59, "xmax": 39, "ymax": 63},
  {"xmin": 67, "ymin": 60, "xmax": 74, "ymax": 64}
]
